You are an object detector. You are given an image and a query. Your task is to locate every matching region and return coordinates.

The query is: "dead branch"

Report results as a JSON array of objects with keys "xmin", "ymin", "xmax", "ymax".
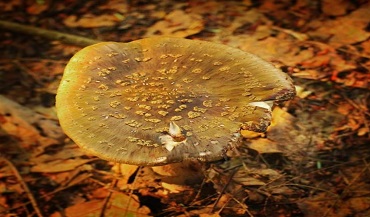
[{"xmin": 0, "ymin": 20, "xmax": 102, "ymax": 47}]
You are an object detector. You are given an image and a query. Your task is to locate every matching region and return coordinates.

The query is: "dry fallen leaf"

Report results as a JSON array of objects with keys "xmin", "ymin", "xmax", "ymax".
[
  {"xmin": 362, "ymin": 39, "xmax": 370, "ymax": 55},
  {"xmin": 144, "ymin": 9, "xmax": 204, "ymax": 37},
  {"xmin": 295, "ymin": 85, "xmax": 313, "ymax": 99},
  {"xmin": 50, "ymin": 192, "xmax": 151, "ymax": 217},
  {"xmin": 246, "ymin": 138, "xmax": 281, "ymax": 154},
  {"xmin": 233, "ymin": 166, "xmax": 282, "ymax": 186},
  {"xmin": 31, "ymin": 158, "xmax": 94, "ymax": 173},
  {"xmin": 26, "ymin": 2, "xmax": 48, "ymax": 15},
  {"xmin": 0, "ymin": 0, "xmax": 21, "ymax": 11},
  {"xmin": 0, "ymin": 95, "xmax": 62, "ymax": 149},
  {"xmin": 30, "ymin": 144, "xmax": 86, "ymax": 164},
  {"xmin": 321, "ymin": 0, "xmax": 354, "ymax": 16},
  {"xmin": 49, "ymin": 165, "xmax": 92, "ymax": 186},
  {"xmin": 240, "ymin": 129, "xmax": 263, "ymax": 139},
  {"xmin": 111, "ymin": 163, "xmax": 138, "ymax": 186},
  {"xmin": 64, "ymin": 14, "xmax": 122, "ymax": 28},
  {"xmin": 308, "ymin": 2, "xmax": 370, "ymax": 47},
  {"xmin": 297, "ymin": 193, "xmax": 370, "ymax": 217},
  {"xmin": 98, "ymin": 0, "xmax": 128, "ymax": 14},
  {"xmin": 199, "ymin": 213, "xmax": 221, "ymax": 217},
  {"xmin": 161, "ymin": 182, "xmax": 192, "ymax": 194}
]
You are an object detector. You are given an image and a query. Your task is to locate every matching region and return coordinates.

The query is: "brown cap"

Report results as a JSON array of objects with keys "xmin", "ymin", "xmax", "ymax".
[{"xmin": 56, "ymin": 37, "xmax": 295, "ymax": 166}]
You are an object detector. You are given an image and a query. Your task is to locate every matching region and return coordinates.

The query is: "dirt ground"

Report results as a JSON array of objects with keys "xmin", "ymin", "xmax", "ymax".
[{"xmin": 0, "ymin": 0, "xmax": 369, "ymax": 216}]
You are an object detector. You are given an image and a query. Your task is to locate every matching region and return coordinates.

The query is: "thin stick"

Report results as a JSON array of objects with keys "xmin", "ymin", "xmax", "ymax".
[
  {"xmin": 211, "ymin": 168, "xmax": 238, "ymax": 213},
  {"xmin": 0, "ymin": 20, "xmax": 102, "ymax": 47},
  {"xmin": 0, "ymin": 157, "xmax": 44, "ymax": 217},
  {"xmin": 99, "ymin": 179, "xmax": 118, "ymax": 217},
  {"xmin": 123, "ymin": 166, "xmax": 142, "ymax": 217},
  {"xmin": 322, "ymin": 161, "xmax": 369, "ymax": 217}
]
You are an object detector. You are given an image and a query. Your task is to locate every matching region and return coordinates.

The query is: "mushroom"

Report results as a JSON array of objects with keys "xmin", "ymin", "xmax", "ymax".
[{"xmin": 56, "ymin": 37, "xmax": 295, "ymax": 169}]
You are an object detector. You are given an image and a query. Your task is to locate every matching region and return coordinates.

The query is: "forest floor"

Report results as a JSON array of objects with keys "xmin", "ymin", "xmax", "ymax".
[{"xmin": 0, "ymin": 0, "xmax": 369, "ymax": 216}]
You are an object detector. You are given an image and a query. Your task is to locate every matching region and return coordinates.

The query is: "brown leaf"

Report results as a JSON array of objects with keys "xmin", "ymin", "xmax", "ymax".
[
  {"xmin": 199, "ymin": 213, "xmax": 221, "ymax": 217},
  {"xmin": 255, "ymin": 107, "xmax": 322, "ymax": 162},
  {"xmin": 297, "ymin": 193, "xmax": 370, "ymax": 217},
  {"xmin": 321, "ymin": 0, "xmax": 355, "ymax": 16},
  {"xmin": 27, "ymin": 2, "xmax": 48, "ymax": 15},
  {"xmin": 31, "ymin": 158, "xmax": 94, "ymax": 173},
  {"xmin": 161, "ymin": 182, "xmax": 192, "ymax": 194},
  {"xmin": 308, "ymin": 3, "xmax": 370, "ymax": 47},
  {"xmin": 64, "ymin": 14, "xmax": 121, "ymax": 28},
  {"xmin": 50, "ymin": 200, "xmax": 102, "ymax": 217},
  {"xmin": 361, "ymin": 39, "xmax": 370, "ymax": 55},
  {"xmin": 240, "ymin": 129, "xmax": 263, "ymax": 139},
  {"xmin": 0, "ymin": 95, "xmax": 62, "ymax": 149},
  {"xmin": 90, "ymin": 187, "xmax": 110, "ymax": 199},
  {"xmin": 41, "ymin": 144, "xmax": 87, "ymax": 160},
  {"xmin": 247, "ymin": 138, "xmax": 282, "ymax": 154},
  {"xmin": 111, "ymin": 163, "xmax": 138, "ymax": 186},
  {"xmin": 0, "ymin": 0, "xmax": 21, "ymax": 11},
  {"xmin": 144, "ymin": 10, "xmax": 204, "ymax": 37},
  {"xmin": 50, "ymin": 192, "xmax": 151, "ymax": 217},
  {"xmin": 295, "ymin": 85, "xmax": 313, "ymax": 98},
  {"xmin": 233, "ymin": 167, "xmax": 281, "ymax": 186},
  {"xmin": 98, "ymin": 0, "xmax": 128, "ymax": 14}
]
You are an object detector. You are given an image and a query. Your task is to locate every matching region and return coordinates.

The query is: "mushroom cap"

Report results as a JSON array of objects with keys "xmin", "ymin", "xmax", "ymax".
[{"xmin": 56, "ymin": 37, "xmax": 295, "ymax": 166}]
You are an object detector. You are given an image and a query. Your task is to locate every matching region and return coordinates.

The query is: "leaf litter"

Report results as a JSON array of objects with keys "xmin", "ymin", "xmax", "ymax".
[{"xmin": 0, "ymin": 0, "xmax": 369, "ymax": 216}]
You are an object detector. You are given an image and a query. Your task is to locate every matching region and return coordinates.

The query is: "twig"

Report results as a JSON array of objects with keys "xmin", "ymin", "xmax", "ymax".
[
  {"xmin": 0, "ymin": 20, "xmax": 102, "ymax": 47},
  {"xmin": 0, "ymin": 157, "xmax": 44, "ymax": 217},
  {"xmin": 322, "ymin": 160, "xmax": 369, "ymax": 217},
  {"xmin": 123, "ymin": 166, "xmax": 143, "ymax": 217},
  {"xmin": 211, "ymin": 168, "xmax": 238, "ymax": 213},
  {"xmin": 190, "ymin": 177, "xmax": 207, "ymax": 205},
  {"xmin": 4, "ymin": 174, "xmax": 92, "ymax": 214},
  {"xmin": 99, "ymin": 179, "xmax": 118, "ymax": 217}
]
